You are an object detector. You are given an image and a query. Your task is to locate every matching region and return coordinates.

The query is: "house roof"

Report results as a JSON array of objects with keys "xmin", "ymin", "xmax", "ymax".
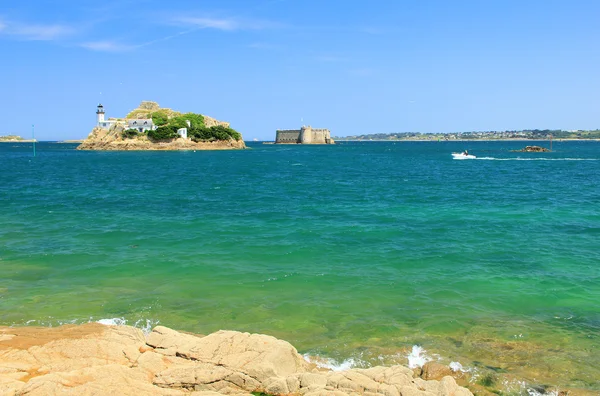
[{"xmin": 127, "ymin": 119, "xmax": 154, "ymax": 125}]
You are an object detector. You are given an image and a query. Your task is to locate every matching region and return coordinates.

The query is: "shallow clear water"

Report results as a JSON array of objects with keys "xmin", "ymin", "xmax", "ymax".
[{"xmin": 1, "ymin": 141, "xmax": 599, "ymax": 392}]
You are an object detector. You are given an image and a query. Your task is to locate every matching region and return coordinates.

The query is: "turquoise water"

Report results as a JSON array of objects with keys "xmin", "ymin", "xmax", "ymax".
[{"xmin": 1, "ymin": 141, "xmax": 599, "ymax": 392}]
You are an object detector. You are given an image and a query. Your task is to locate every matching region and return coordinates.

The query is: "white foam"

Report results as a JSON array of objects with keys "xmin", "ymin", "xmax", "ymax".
[
  {"xmin": 303, "ymin": 354, "xmax": 359, "ymax": 371},
  {"xmin": 499, "ymin": 378, "xmax": 561, "ymax": 396},
  {"xmin": 57, "ymin": 319, "xmax": 78, "ymax": 325},
  {"xmin": 407, "ymin": 345, "xmax": 431, "ymax": 369},
  {"xmin": 449, "ymin": 361, "xmax": 463, "ymax": 372},
  {"xmin": 134, "ymin": 319, "xmax": 159, "ymax": 335},
  {"xmin": 527, "ymin": 389, "xmax": 558, "ymax": 396},
  {"xmin": 95, "ymin": 317, "xmax": 158, "ymax": 335},
  {"xmin": 96, "ymin": 317, "xmax": 127, "ymax": 326}
]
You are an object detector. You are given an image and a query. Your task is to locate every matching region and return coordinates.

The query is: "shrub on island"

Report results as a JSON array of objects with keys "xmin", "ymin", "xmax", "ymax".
[
  {"xmin": 180, "ymin": 113, "xmax": 205, "ymax": 128},
  {"xmin": 150, "ymin": 110, "xmax": 169, "ymax": 126},
  {"xmin": 122, "ymin": 129, "xmax": 139, "ymax": 139},
  {"xmin": 189, "ymin": 125, "xmax": 242, "ymax": 142},
  {"xmin": 148, "ymin": 125, "xmax": 178, "ymax": 141}
]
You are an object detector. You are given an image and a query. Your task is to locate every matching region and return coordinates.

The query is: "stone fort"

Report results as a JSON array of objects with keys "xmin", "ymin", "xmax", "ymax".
[{"xmin": 275, "ymin": 126, "xmax": 334, "ymax": 144}]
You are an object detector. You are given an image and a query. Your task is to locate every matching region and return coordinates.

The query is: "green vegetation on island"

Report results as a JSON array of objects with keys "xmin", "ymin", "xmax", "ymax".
[
  {"xmin": 149, "ymin": 111, "xmax": 204, "ymax": 129},
  {"xmin": 121, "ymin": 111, "xmax": 242, "ymax": 142},
  {"xmin": 336, "ymin": 129, "xmax": 600, "ymax": 141},
  {"xmin": 121, "ymin": 129, "xmax": 139, "ymax": 139}
]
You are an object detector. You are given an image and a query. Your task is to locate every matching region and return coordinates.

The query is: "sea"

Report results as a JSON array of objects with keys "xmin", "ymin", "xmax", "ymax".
[{"xmin": 1, "ymin": 140, "xmax": 599, "ymax": 394}]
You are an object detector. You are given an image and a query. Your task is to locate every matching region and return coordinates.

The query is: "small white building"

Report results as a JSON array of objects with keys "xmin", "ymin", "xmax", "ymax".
[
  {"xmin": 177, "ymin": 121, "xmax": 191, "ymax": 139},
  {"xmin": 127, "ymin": 119, "xmax": 156, "ymax": 133}
]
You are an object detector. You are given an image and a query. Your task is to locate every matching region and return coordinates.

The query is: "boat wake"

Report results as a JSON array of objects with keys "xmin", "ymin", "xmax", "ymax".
[{"xmin": 474, "ymin": 157, "xmax": 599, "ymax": 161}]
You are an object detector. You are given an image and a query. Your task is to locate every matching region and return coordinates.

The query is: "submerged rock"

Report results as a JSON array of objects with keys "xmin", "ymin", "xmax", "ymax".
[
  {"xmin": 420, "ymin": 361, "xmax": 454, "ymax": 380},
  {"xmin": 0, "ymin": 323, "xmax": 474, "ymax": 396}
]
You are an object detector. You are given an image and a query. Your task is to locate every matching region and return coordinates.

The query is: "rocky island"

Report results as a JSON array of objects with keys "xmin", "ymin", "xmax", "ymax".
[
  {"xmin": 511, "ymin": 145, "xmax": 551, "ymax": 152},
  {"xmin": 0, "ymin": 135, "xmax": 36, "ymax": 143},
  {"xmin": 0, "ymin": 322, "xmax": 474, "ymax": 396},
  {"xmin": 77, "ymin": 101, "xmax": 246, "ymax": 151}
]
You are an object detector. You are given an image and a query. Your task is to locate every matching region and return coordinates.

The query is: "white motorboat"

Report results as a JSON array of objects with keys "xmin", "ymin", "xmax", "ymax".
[{"xmin": 452, "ymin": 152, "xmax": 476, "ymax": 160}]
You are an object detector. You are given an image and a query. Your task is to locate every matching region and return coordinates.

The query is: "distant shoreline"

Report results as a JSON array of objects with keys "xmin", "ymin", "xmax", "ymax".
[
  {"xmin": 333, "ymin": 138, "xmax": 600, "ymax": 142},
  {"xmin": 4, "ymin": 138, "xmax": 599, "ymax": 144}
]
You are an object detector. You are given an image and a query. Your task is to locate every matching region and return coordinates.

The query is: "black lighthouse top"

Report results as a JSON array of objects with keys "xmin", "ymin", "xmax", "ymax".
[{"xmin": 96, "ymin": 104, "xmax": 105, "ymax": 114}]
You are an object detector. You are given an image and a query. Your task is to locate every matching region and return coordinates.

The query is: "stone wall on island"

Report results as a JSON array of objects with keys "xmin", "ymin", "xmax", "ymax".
[{"xmin": 0, "ymin": 323, "xmax": 474, "ymax": 396}]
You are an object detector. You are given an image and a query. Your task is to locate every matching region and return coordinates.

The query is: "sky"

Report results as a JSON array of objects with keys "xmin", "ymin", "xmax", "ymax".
[{"xmin": 1, "ymin": 0, "xmax": 599, "ymax": 141}]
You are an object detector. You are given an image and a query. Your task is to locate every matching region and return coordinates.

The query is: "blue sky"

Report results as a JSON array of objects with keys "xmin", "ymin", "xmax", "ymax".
[{"xmin": 1, "ymin": 0, "xmax": 599, "ymax": 141}]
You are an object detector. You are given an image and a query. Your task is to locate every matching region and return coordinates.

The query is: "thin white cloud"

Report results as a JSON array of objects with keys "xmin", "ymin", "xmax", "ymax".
[
  {"xmin": 316, "ymin": 55, "xmax": 349, "ymax": 62},
  {"xmin": 0, "ymin": 20, "xmax": 75, "ymax": 41},
  {"xmin": 80, "ymin": 41, "xmax": 134, "ymax": 52},
  {"xmin": 136, "ymin": 27, "xmax": 201, "ymax": 48},
  {"xmin": 172, "ymin": 15, "xmax": 281, "ymax": 31},
  {"xmin": 176, "ymin": 16, "xmax": 238, "ymax": 31},
  {"xmin": 76, "ymin": 12, "xmax": 281, "ymax": 52},
  {"xmin": 80, "ymin": 27, "xmax": 201, "ymax": 52}
]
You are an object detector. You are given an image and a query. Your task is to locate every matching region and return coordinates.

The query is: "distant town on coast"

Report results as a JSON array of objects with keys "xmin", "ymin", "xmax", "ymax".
[{"xmin": 334, "ymin": 128, "xmax": 600, "ymax": 141}]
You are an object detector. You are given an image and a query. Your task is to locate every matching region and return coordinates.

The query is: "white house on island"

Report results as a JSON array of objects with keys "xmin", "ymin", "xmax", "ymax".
[{"xmin": 127, "ymin": 118, "xmax": 156, "ymax": 133}]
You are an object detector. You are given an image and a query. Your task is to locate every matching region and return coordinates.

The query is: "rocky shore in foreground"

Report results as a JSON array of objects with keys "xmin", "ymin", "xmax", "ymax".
[{"xmin": 0, "ymin": 323, "xmax": 473, "ymax": 396}]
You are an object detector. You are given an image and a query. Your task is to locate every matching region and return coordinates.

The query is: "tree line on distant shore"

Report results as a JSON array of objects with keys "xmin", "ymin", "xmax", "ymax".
[
  {"xmin": 337, "ymin": 129, "xmax": 600, "ymax": 141},
  {"xmin": 122, "ymin": 110, "xmax": 242, "ymax": 142}
]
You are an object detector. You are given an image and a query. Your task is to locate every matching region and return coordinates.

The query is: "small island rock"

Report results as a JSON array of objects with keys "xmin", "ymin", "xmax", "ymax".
[{"xmin": 511, "ymin": 145, "xmax": 550, "ymax": 152}]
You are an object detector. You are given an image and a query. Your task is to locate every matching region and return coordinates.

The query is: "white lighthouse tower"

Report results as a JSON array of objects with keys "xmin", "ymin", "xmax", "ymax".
[{"xmin": 96, "ymin": 104, "xmax": 105, "ymax": 126}]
